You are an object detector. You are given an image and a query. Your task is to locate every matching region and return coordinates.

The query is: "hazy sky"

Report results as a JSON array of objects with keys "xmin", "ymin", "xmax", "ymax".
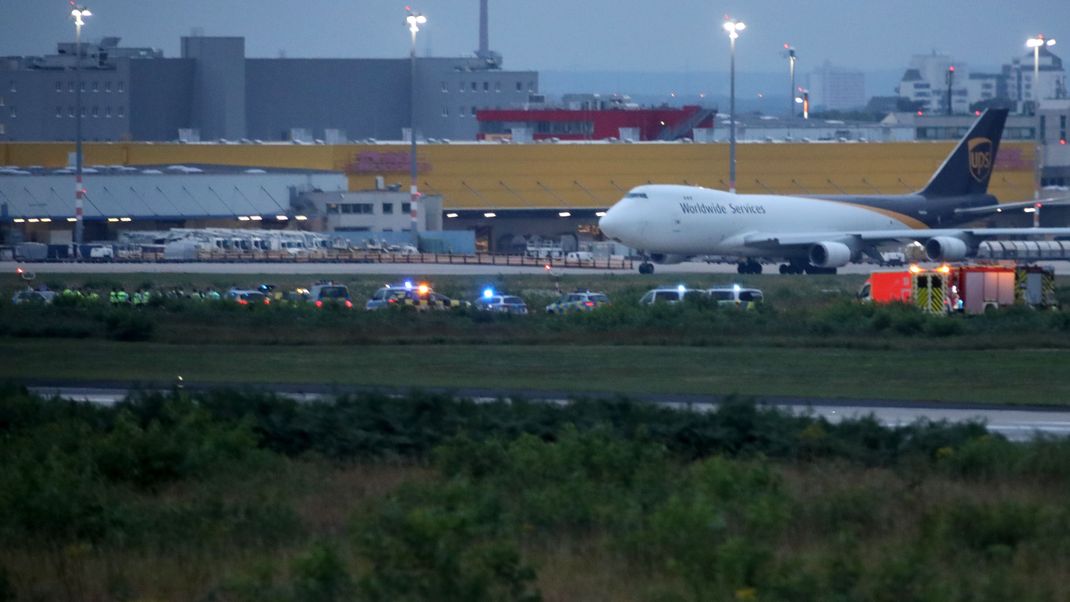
[{"xmin": 1, "ymin": 0, "xmax": 1067, "ymax": 74}]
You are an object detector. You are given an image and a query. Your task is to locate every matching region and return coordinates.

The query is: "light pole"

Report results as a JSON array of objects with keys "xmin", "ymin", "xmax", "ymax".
[
  {"xmin": 1027, "ymin": 35, "xmax": 1056, "ymax": 199},
  {"xmin": 71, "ymin": 5, "xmax": 91, "ymax": 256},
  {"xmin": 406, "ymin": 8, "xmax": 427, "ymax": 234},
  {"xmin": 723, "ymin": 17, "xmax": 745, "ymax": 193},
  {"xmin": 783, "ymin": 44, "xmax": 796, "ymax": 119}
]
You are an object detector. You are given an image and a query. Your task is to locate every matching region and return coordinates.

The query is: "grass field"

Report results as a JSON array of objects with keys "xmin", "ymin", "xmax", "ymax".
[{"xmin": 6, "ymin": 338, "xmax": 1070, "ymax": 404}]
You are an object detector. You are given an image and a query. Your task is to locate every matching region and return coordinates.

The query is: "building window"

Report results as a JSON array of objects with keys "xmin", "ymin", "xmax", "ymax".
[
  {"xmin": 8, "ymin": 81, "xmax": 14, "ymax": 92},
  {"xmin": 495, "ymin": 81, "xmax": 501, "ymax": 92},
  {"xmin": 471, "ymin": 106, "xmax": 478, "ymax": 116},
  {"xmin": 326, "ymin": 203, "xmax": 340, "ymax": 214},
  {"xmin": 471, "ymin": 82, "xmax": 478, "ymax": 91},
  {"xmin": 0, "ymin": 123, "xmax": 4, "ymax": 135},
  {"xmin": 117, "ymin": 106, "xmax": 124, "ymax": 118},
  {"xmin": 0, "ymin": 96, "xmax": 4, "ymax": 106},
  {"xmin": 56, "ymin": 82, "xmax": 62, "ymax": 93},
  {"xmin": 458, "ymin": 82, "xmax": 465, "ymax": 93},
  {"xmin": 441, "ymin": 106, "xmax": 449, "ymax": 117},
  {"xmin": 340, "ymin": 203, "xmax": 373, "ymax": 214},
  {"xmin": 105, "ymin": 81, "xmax": 111, "ymax": 93},
  {"xmin": 80, "ymin": 82, "xmax": 86, "ymax": 93},
  {"xmin": 56, "ymin": 106, "xmax": 63, "ymax": 118},
  {"xmin": 528, "ymin": 82, "xmax": 535, "ymax": 92},
  {"xmin": 1061, "ymin": 115, "xmax": 1067, "ymax": 142},
  {"xmin": 441, "ymin": 81, "xmax": 447, "ymax": 92},
  {"xmin": 402, "ymin": 202, "xmax": 411, "ymax": 213},
  {"xmin": 9, "ymin": 107, "xmax": 15, "ymax": 118},
  {"xmin": 516, "ymin": 81, "xmax": 522, "ymax": 91},
  {"xmin": 1040, "ymin": 116, "xmax": 1046, "ymax": 142},
  {"xmin": 483, "ymin": 81, "xmax": 489, "ymax": 92},
  {"xmin": 105, "ymin": 106, "xmax": 111, "ymax": 118},
  {"xmin": 68, "ymin": 106, "xmax": 74, "ymax": 117},
  {"xmin": 458, "ymin": 106, "xmax": 465, "ymax": 117},
  {"xmin": 382, "ymin": 202, "xmax": 394, "ymax": 214},
  {"xmin": 91, "ymin": 106, "xmax": 99, "ymax": 118},
  {"xmin": 92, "ymin": 81, "xmax": 98, "ymax": 92},
  {"xmin": 68, "ymin": 81, "xmax": 75, "ymax": 93},
  {"xmin": 117, "ymin": 81, "xmax": 124, "ymax": 93}
]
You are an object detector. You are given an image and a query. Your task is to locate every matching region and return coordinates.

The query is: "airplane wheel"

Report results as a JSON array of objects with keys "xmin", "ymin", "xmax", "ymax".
[
  {"xmin": 639, "ymin": 262, "xmax": 654, "ymax": 275},
  {"xmin": 778, "ymin": 264, "xmax": 789, "ymax": 274},
  {"xmin": 737, "ymin": 263, "xmax": 747, "ymax": 274},
  {"xmin": 751, "ymin": 262, "xmax": 763, "ymax": 275}
]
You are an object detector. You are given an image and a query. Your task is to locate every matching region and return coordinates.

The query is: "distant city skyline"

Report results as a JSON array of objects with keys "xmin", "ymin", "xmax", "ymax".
[{"xmin": 0, "ymin": 0, "xmax": 1066, "ymax": 77}]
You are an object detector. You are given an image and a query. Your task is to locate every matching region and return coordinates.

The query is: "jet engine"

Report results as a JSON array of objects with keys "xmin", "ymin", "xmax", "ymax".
[
  {"xmin": 808, "ymin": 242, "xmax": 852, "ymax": 268},
  {"xmin": 649, "ymin": 253, "xmax": 687, "ymax": 265},
  {"xmin": 924, "ymin": 237, "xmax": 969, "ymax": 262}
]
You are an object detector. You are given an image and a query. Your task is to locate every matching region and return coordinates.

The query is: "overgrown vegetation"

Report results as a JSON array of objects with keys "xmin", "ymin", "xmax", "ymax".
[
  {"xmin": 4, "ymin": 386, "xmax": 1070, "ymax": 600},
  {"xmin": 5, "ymin": 281, "xmax": 1070, "ymax": 349}
]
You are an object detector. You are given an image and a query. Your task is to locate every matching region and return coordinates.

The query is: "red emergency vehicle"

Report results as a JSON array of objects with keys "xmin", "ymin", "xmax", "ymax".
[{"xmin": 859, "ymin": 264, "xmax": 1055, "ymax": 314}]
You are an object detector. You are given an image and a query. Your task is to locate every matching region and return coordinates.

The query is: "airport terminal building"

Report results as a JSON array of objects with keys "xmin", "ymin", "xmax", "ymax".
[{"xmin": 0, "ymin": 36, "xmax": 538, "ymax": 143}]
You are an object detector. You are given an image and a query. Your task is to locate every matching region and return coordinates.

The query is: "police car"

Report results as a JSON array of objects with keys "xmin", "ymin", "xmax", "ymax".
[
  {"xmin": 474, "ymin": 288, "xmax": 528, "ymax": 315},
  {"xmin": 545, "ymin": 290, "xmax": 610, "ymax": 314},
  {"xmin": 365, "ymin": 281, "xmax": 466, "ymax": 311},
  {"xmin": 308, "ymin": 282, "xmax": 354, "ymax": 308}
]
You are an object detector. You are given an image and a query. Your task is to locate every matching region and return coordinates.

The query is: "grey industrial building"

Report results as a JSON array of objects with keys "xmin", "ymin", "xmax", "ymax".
[{"xmin": 0, "ymin": 34, "xmax": 537, "ymax": 143}]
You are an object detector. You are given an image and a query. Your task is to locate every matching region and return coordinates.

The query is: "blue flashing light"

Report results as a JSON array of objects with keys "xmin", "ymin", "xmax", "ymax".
[
  {"xmin": 733, "ymin": 284, "xmax": 741, "ymax": 293},
  {"xmin": 482, "ymin": 287, "xmax": 494, "ymax": 299},
  {"xmin": 677, "ymin": 284, "xmax": 686, "ymax": 293},
  {"xmin": 404, "ymin": 280, "xmax": 413, "ymax": 290}
]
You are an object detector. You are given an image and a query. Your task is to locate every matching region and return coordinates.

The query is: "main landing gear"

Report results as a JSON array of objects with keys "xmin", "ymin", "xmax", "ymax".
[
  {"xmin": 638, "ymin": 261, "xmax": 655, "ymax": 274},
  {"xmin": 737, "ymin": 259, "xmax": 763, "ymax": 275},
  {"xmin": 778, "ymin": 260, "xmax": 837, "ymax": 275}
]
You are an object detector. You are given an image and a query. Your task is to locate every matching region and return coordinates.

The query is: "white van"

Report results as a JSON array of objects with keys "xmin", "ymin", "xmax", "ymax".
[
  {"xmin": 705, "ymin": 286, "xmax": 764, "ymax": 308},
  {"xmin": 638, "ymin": 286, "xmax": 700, "ymax": 305}
]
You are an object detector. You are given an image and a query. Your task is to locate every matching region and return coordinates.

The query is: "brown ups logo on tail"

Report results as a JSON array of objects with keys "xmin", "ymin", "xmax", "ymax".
[{"xmin": 968, "ymin": 137, "xmax": 993, "ymax": 183}]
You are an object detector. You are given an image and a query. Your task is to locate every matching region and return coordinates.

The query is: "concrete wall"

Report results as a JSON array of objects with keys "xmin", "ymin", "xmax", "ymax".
[
  {"xmin": 245, "ymin": 59, "xmax": 408, "ymax": 141},
  {"xmin": 181, "ymin": 37, "xmax": 246, "ymax": 140},
  {"xmin": 129, "ymin": 59, "xmax": 193, "ymax": 141}
]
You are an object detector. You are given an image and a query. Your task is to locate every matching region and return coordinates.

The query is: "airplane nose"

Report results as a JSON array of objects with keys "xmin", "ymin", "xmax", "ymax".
[{"xmin": 598, "ymin": 210, "xmax": 621, "ymax": 240}]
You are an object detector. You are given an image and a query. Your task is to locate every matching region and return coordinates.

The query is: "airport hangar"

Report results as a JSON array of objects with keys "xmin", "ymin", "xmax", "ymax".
[{"xmin": 0, "ymin": 138, "xmax": 1042, "ymax": 253}]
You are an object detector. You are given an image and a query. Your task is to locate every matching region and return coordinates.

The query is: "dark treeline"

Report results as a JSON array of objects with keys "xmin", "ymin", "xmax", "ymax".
[{"xmin": 3, "ymin": 387, "xmax": 1070, "ymax": 600}]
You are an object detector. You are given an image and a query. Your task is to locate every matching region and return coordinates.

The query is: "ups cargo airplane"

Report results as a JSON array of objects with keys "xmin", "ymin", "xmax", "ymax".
[{"xmin": 598, "ymin": 108, "xmax": 1070, "ymax": 274}]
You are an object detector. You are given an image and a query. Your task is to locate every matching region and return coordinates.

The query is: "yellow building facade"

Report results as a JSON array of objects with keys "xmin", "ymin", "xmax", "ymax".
[{"xmin": 0, "ymin": 140, "xmax": 1036, "ymax": 210}]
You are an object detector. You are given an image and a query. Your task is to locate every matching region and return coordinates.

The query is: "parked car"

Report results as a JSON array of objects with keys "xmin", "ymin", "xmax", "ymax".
[
  {"xmin": 11, "ymin": 289, "xmax": 56, "ymax": 304},
  {"xmin": 474, "ymin": 291, "xmax": 528, "ymax": 315},
  {"xmin": 545, "ymin": 290, "xmax": 610, "ymax": 314},
  {"xmin": 705, "ymin": 285, "xmax": 764, "ymax": 308},
  {"xmin": 638, "ymin": 286, "xmax": 701, "ymax": 305}
]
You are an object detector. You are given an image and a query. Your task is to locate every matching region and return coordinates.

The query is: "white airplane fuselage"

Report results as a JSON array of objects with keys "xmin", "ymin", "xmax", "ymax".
[{"xmin": 598, "ymin": 184, "xmax": 922, "ymax": 259}]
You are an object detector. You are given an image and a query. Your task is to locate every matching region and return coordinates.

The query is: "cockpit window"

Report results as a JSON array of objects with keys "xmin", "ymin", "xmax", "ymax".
[{"xmin": 625, "ymin": 192, "xmax": 648, "ymax": 199}]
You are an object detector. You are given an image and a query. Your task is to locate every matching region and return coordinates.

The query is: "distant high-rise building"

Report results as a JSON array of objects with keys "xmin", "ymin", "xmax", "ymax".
[
  {"xmin": 1003, "ymin": 46, "xmax": 1066, "ymax": 112},
  {"xmin": 807, "ymin": 61, "xmax": 865, "ymax": 112},
  {"xmin": 896, "ymin": 52, "xmax": 969, "ymax": 114}
]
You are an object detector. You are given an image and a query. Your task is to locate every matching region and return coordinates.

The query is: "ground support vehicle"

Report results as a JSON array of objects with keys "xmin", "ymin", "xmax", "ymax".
[{"xmin": 307, "ymin": 282, "xmax": 354, "ymax": 308}]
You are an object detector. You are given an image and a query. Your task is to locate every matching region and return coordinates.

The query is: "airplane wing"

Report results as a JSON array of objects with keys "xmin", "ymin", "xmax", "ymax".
[
  {"xmin": 743, "ymin": 227, "xmax": 1070, "ymax": 248},
  {"xmin": 954, "ymin": 195, "xmax": 1070, "ymax": 216}
]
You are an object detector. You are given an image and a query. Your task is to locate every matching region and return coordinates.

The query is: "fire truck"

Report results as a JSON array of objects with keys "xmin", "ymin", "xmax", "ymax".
[{"xmin": 858, "ymin": 264, "xmax": 1056, "ymax": 314}]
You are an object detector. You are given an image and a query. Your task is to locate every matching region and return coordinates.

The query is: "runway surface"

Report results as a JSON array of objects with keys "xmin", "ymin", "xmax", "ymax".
[
  {"xmin": 27, "ymin": 382, "xmax": 1070, "ymax": 442},
  {"xmin": 6, "ymin": 260, "xmax": 1070, "ymax": 276}
]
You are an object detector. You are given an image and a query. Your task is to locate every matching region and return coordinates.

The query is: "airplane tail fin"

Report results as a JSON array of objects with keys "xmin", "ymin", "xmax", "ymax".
[{"xmin": 919, "ymin": 108, "xmax": 1008, "ymax": 199}]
